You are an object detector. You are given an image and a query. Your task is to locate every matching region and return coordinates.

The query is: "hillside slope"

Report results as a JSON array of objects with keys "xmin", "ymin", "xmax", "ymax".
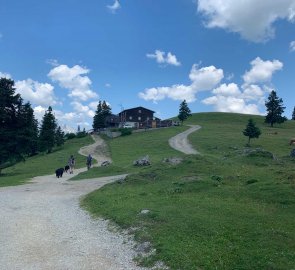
[{"xmin": 82, "ymin": 112, "xmax": 295, "ymax": 270}]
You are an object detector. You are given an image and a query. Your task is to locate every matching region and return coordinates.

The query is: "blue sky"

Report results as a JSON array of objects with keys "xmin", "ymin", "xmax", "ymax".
[{"xmin": 0, "ymin": 0, "xmax": 295, "ymax": 131}]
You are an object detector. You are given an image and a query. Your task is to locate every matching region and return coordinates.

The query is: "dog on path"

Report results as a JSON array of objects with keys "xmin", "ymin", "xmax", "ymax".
[
  {"xmin": 64, "ymin": 165, "xmax": 70, "ymax": 173},
  {"xmin": 55, "ymin": 168, "xmax": 64, "ymax": 178}
]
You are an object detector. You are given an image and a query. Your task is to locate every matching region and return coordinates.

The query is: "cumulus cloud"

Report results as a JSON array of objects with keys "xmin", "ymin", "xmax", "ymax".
[
  {"xmin": 0, "ymin": 71, "xmax": 12, "ymax": 79},
  {"xmin": 48, "ymin": 64, "xmax": 98, "ymax": 101},
  {"xmin": 146, "ymin": 50, "xmax": 181, "ymax": 66},
  {"xmin": 243, "ymin": 57, "xmax": 283, "ymax": 84},
  {"xmin": 201, "ymin": 57, "xmax": 283, "ymax": 115},
  {"xmin": 139, "ymin": 64, "xmax": 223, "ymax": 102},
  {"xmin": 290, "ymin": 40, "xmax": 295, "ymax": 51},
  {"xmin": 107, "ymin": 0, "xmax": 121, "ymax": 14},
  {"xmin": 197, "ymin": 0, "xmax": 295, "ymax": 42},
  {"xmin": 71, "ymin": 101, "xmax": 95, "ymax": 118},
  {"xmin": 15, "ymin": 79, "xmax": 58, "ymax": 107},
  {"xmin": 202, "ymin": 95, "xmax": 260, "ymax": 114}
]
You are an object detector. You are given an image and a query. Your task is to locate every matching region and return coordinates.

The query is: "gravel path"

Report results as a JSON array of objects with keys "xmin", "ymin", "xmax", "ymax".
[
  {"xmin": 0, "ymin": 136, "xmax": 147, "ymax": 270},
  {"xmin": 79, "ymin": 134, "xmax": 112, "ymax": 166},
  {"xmin": 169, "ymin": 125, "xmax": 201, "ymax": 154}
]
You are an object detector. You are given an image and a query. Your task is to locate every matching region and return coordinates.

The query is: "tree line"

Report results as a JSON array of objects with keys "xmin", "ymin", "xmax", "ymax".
[{"xmin": 0, "ymin": 78, "xmax": 65, "ymax": 174}]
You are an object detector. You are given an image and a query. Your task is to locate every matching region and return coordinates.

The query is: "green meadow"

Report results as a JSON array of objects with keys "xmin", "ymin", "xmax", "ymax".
[
  {"xmin": 0, "ymin": 135, "xmax": 93, "ymax": 187},
  {"xmin": 1, "ymin": 112, "xmax": 295, "ymax": 269},
  {"xmin": 81, "ymin": 113, "xmax": 295, "ymax": 269}
]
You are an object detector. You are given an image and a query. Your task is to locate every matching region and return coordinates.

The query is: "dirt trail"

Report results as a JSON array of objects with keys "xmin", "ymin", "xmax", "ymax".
[
  {"xmin": 0, "ymin": 135, "xmax": 147, "ymax": 270},
  {"xmin": 169, "ymin": 125, "xmax": 201, "ymax": 154},
  {"xmin": 78, "ymin": 134, "xmax": 112, "ymax": 166}
]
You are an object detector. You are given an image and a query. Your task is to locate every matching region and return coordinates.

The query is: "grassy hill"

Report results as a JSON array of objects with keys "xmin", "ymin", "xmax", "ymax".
[
  {"xmin": 81, "ymin": 112, "xmax": 295, "ymax": 269},
  {"xmin": 0, "ymin": 135, "xmax": 93, "ymax": 187}
]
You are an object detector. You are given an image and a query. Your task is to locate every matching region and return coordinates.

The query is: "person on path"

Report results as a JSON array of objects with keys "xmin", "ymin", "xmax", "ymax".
[
  {"xmin": 86, "ymin": 154, "xmax": 92, "ymax": 170},
  {"xmin": 68, "ymin": 155, "xmax": 75, "ymax": 174}
]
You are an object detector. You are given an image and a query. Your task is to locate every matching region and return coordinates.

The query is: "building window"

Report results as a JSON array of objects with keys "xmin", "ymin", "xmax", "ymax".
[
  {"xmin": 147, "ymin": 117, "xmax": 149, "ymax": 120},
  {"xmin": 138, "ymin": 109, "xmax": 141, "ymax": 113},
  {"xmin": 138, "ymin": 116, "xmax": 141, "ymax": 121},
  {"xmin": 129, "ymin": 116, "xmax": 132, "ymax": 120}
]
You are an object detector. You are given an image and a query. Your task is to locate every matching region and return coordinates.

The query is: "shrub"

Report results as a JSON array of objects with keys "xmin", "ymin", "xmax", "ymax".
[
  {"xmin": 65, "ymin": 133, "xmax": 76, "ymax": 140},
  {"xmin": 119, "ymin": 128, "xmax": 132, "ymax": 136}
]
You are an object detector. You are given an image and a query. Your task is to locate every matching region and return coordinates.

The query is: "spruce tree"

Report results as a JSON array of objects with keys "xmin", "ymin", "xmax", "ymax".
[
  {"xmin": 178, "ymin": 100, "xmax": 192, "ymax": 124},
  {"xmin": 55, "ymin": 126, "xmax": 65, "ymax": 147},
  {"xmin": 39, "ymin": 106, "xmax": 57, "ymax": 153},
  {"xmin": 17, "ymin": 102, "xmax": 39, "ymax": 156},
  {"xmin": 0, "ymin": 78, "xmax": 23, "ymax": 173},
  {"xmin": 93, "ymin": 100, "xmax": 112, "ymax": 130},
  {"xmin": 265, "ymin": 90, "xmax": 286, "ymax": 127},
  {"xmin": 292, "ymin": 106, "xmax": 295, "ymax": 120},
  {"xmin": 243, "ymin": 119, "xmax": 261, "ymax": 145}
]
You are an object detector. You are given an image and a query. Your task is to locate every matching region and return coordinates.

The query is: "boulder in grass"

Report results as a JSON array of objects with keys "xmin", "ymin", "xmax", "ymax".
[{"xmin": 133, "ymin": 155, "xmax": 150, "ymax": 166}]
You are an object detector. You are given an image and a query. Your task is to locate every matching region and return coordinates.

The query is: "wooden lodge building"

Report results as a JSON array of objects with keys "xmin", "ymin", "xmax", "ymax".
[{"xmin": 106, "ymin": 106, "xmax": 173, "ymax": 129}]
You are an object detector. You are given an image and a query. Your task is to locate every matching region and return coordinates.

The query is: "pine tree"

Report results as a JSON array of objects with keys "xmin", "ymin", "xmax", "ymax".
[
  {"xmin": 178, "ymin": 100, "xmax": 192, "ymax": 124},
  {"xmin": 265, "ymin": 90, "xmax": 286, "ymax": 127},
  {"xmin": 243, "ymin": 119, "xmax": 261, "ymax": 145},
  {"xmin": 0, "ymin": 78, "xmax": 23, "ymax": 173},
  {"xmin": 292, "ymin": 106, "xmax": 295, "ymax": 120},
  {"xmin": 39, "ymin": 106, "xmax": 57, "ymax": 153},
  {"xmin": 92, "ymin": 100, "xmax": 112, "ymax": 130},
  {"xmin": 17, "ymin": 102, "xmax": 39, "ymax": 156},
  {"xmin": 55, "ymin": 126, "xmax": 65, "ymax": 147}
]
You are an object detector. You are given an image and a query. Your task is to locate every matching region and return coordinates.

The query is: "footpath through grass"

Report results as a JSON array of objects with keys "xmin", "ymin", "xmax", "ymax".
[
  {"xmin": 0, "ymin": 135, "xmax": 93, "ymax": 187},
  {"xmin": 81, "ymin": 113, "xmax": 295, "ymax": 269}
]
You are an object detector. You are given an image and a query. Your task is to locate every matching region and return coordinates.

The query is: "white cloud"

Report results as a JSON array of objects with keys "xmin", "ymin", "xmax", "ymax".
[
  {"xmin": 48, "ymin": 64, "xmax": 98, "ymax": 101},
  {"xmin": 241, "ymin": 84, "xmax": 264, "ymax": 101},
  {"xmin": 107, "ymin": 0, "xmax": 121, "ymax": 14},
  {"xmin": 71, "ymin": 101, "xmax": 95, "ymax": 118},
  {"xmin": 0, "ymin": 72, "xmax": 11, "ymax": 79},
  {"xmin": 15, "ymin": 79, "xmax": 58, "ymax": 107},
  {"xmin": 146, "ymin": 50, "xmax": 181, "ymax": 66},
  {"xmin": 202, "ymin": 95, "xmax": 260, "ymax": 114},
  {"xmin": 290, "ymin": 40, "xmax": 295, "ymax": 51},
  {"xmin": 201, "ymin": 56, "xmax": 282, "ymax": 115},
  {"xmin": 33, "ymin": 105, "xmax": 47, "ymax": 121},
  {"xmin": 105, "ymin": 83, "xmax": 111, "ymax": 88},
  {"xmin": 212, "ymin": 83, "xmax": 241, "ymax": 96},
  {"xmin": 88, "ymin": 101, "xmax": 99, "ymax": 110},
  {"xmin": 197, "ymin": 0, "xmax": 295, "ymax": 42},
  {"xmin": 243, "ymin": 57, "xmax": 283, "ymax": 84},
  {"xmin": 46, "ymin": 59, "xmax": 59, "ymax": 66},
  {"xmin": 139, "ymin": 64, "xmax": 223, "ymax": 102},
  {"xmin": 189, "ymin": 65, "xmax": 224, "ymax": 89}
]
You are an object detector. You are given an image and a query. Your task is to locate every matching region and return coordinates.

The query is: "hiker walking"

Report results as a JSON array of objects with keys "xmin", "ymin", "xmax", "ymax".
[
  {"xmin": 68, "ymin": 155, "xmax": 75, "ymax": 174},
  {"xmin": 86, "ymin": 154, "xmax": 92, "ymax": 170}
]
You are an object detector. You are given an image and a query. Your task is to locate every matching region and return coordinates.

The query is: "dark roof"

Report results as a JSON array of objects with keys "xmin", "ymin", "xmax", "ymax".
[{"xmin": 119, "ymin": 106, "xmax": 155, "ymax": 114}]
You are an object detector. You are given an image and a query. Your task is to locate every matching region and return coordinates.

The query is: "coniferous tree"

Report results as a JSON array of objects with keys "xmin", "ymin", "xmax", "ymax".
[
  {"xmin": 0, "ymin": 78, "xmax": 23, "ymax": 173},
  {"xmin": 55, "ymin": 126, "xmax": 65, "ymax": 147},
  {"xmin": 39, "ymin": 106, "xmax": 57, "ymax": 153},
  {"xmin": 92, "ymin": 100, "xmax": 112, "ymax": 130},
  {"xmin": 265, "ymin": 90, "xmax": 286, "ymax": 127},
  {"xmin": 292, "ymin": 106, "xmax": 295, "ymax": 120},
  {"xmin": 17, "ymin": 102, "xmax": 39, "ymax": 156},
  {"xmin": 178, "ymin": 100, "xmax": 192, "ymax": 124},
  {"xmin": 243, "ymin": 119, "xmax": 261, "ymax": 145}
]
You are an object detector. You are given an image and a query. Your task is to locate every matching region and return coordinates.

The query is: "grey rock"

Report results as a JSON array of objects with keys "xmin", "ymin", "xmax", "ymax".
[
  {"xmin": 133, "ymin": 155, "xmax": 150, "ymax": 166},
  {"xmin": 290, "ymin": 149, "xmax": 295, "ymax": 157}
]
